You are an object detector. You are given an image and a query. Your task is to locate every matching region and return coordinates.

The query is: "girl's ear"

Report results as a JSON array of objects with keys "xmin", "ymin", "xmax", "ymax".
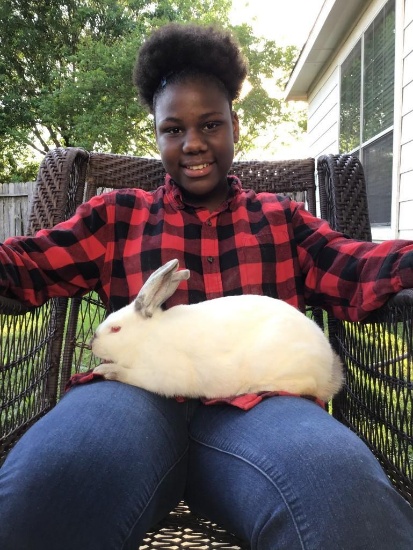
[{"xmin": 232, "ymin": 111, "xmax": 240, "ymax": 144}]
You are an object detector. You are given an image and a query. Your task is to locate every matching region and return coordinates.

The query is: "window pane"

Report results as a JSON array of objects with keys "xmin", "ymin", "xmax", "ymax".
[
  {"xmin": 363, "ymin": 0, "xmax": 395, "ymax": 141},
  {"xmin": 363, "ymin": 132, "xmax": 393, "ymax": 225},
  {"xmin": 340, "ymin": 41, "xmax": 361, "ymax": 152}
]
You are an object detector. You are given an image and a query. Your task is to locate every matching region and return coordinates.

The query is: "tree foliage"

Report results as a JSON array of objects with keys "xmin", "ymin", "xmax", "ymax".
[{"xmin": 0, "ymin": 0, "xmax": 303, "ymax": 181}]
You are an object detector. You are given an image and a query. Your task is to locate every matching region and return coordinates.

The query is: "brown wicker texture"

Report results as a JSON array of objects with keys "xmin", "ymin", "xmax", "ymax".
[
  {"xmin": 331, "ymin": 299, "xmax": 413, "ymax": 504},
  {"xmin": 85, "ymin": 152, "xmax": 316, "ymax": 209},
  {"xmin": 141, "ymin": 502, "xmax": 248, "ymax": 549},
  {"xmin": 1, "ymin": 147, "xmax": 412, "ymax": 549},
  {"xmin": 28, "ymin": 147, "xmax": 89, "ymax": 236},
  {"xmin": 317, "ymin": 154, "xmax": 372, "ymax": 241},
  {"xmin": 1, "ymin": 148, "xmax": 90, "ymax": 460},
  {"xmin": 1, "ymin": 299, "xmax": 55, "ymax": 457},
  {"xmin": 318, "ymin": 154, "xmax": 413, "ymax": 505}
]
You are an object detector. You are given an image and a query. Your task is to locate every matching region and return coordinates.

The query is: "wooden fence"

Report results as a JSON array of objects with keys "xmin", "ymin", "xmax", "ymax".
[{"xmin": 0, "ymin": 182, "xmax": 36, "ymax": 241}]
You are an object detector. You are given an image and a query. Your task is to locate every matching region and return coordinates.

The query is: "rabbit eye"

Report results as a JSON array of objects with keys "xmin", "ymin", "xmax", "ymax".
[{"xmin": 110, "ymin": 326, "xmax": 121, "ymax": 333}]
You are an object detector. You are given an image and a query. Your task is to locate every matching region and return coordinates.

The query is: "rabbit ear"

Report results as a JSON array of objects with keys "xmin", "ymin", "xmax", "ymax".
[{"xmin": 134, "ymin": 259, "xmax": 190, "ymax": 318}]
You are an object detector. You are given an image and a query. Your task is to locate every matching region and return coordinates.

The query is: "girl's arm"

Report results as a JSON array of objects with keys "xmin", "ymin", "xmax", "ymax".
[
  {"xmin": 292, "ymin": 202, "xmax": 413, "ymax": 321},
  {"xmin": 0, "ymin": 193, "xmax": 112, "ymax": 307}
]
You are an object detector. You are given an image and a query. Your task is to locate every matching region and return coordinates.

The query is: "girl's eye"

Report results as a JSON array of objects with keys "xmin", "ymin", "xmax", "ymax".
[
  {"xmin": 165, "ymin": 127, "xmax": 181, "ymax": 134},
  {"xmin": 110, "ymin": 326, "xmax": 121, "ymax": 333},
  {"xmin": 204, "ymin": 121, "xmax": 220, "ymax": 130}
]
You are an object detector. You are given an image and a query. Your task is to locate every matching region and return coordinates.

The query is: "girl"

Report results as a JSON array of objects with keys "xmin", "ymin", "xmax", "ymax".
[{"xmin": 1, "ymin": 23, "xmax": 413, "ymax": 549}]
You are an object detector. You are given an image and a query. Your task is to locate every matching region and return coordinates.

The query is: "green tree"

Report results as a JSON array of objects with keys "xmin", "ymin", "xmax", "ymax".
[{"xmin": 0, "ymin": 0, "xmax": 302, "ymax": 181}]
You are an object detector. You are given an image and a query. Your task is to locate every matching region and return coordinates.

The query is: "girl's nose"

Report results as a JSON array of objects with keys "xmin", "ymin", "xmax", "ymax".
[{"xmin": 182, "ymin": 129, "xmax": 207, "ymax": 154}]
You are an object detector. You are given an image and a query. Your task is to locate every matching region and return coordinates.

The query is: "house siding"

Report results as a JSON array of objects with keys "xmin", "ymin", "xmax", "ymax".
[
  {"xmin": 399, "ymin": 1, "xmax": 413, "ymax": 239},
  {"xmin": 303, "ymin": 0, "xmax": 411, "ymax": 240},
  {"xmin": 307, "ymin": 70, "xmax": 340, "ymax": 157}
]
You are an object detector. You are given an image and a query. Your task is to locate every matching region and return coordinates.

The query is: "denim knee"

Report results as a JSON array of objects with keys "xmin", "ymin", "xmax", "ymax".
[
  {"xmin": 187, "ymin": 397, "xmax": 413, "ymax": 550},
  {"xmin": 0, "ymin": 382, "xmax": 193, "ymax": 550}
]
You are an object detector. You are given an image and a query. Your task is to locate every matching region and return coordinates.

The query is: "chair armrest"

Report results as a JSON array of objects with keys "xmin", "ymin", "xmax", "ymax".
[
  {"xmin": 385, "ymin": 288, "xmax": 413, "ymax": 307},
  {"xmin": 362, "ymin": 289, "xmax": 413, "ymax": 323},
  {"xmin": 0, "ymin": 295, "xmax": 32, "ymax": 315},
  {"xmin": 317, "ymin": 154, "xmax": 372, "ymax": 241},
  {"xmin": 28, "ymin": 147, "xmax": 89, "ymax": 235}
]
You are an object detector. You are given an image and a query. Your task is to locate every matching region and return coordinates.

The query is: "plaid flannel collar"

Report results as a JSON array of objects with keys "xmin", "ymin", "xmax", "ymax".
[{"xmin": 164, "ymin": 173, "xmax": 243, "ymax": 211}]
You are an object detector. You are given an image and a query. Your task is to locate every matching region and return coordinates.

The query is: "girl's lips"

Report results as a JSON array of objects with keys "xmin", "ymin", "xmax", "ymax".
[{"xmin": 182, "ymin": 162, "xmax": 214, "ymax": 178}]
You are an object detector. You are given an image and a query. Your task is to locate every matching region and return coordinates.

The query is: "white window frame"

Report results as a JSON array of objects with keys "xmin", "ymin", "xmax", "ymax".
[
  {"xmin": 339, "ymin": 0, "xmax": 396, "ymax": 233},
  {"xmin": 337, "ymin": 0, "xmax": 404, "ymax": 241}
]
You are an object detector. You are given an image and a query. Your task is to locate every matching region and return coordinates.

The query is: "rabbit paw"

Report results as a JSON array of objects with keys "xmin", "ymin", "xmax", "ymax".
[{"xmin": 93, "ymin": 363, "xmax": 124, "ymax": 381}]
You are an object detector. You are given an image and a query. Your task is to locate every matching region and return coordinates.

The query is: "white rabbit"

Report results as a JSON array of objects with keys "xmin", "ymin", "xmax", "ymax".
[{"xmin": 92, "ymin": 259, "xmax": 343, "ymax": 401}]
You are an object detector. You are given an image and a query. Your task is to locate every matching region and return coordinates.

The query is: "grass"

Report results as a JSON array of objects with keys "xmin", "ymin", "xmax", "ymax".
[{"xmin": 68, "ymin": 292, "xmax": 106, "ymax": 373}]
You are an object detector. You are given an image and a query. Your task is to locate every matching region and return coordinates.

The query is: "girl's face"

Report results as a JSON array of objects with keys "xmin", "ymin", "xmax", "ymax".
[{"xmin": 154, "ymin": 78, "xmax": 239, "ymax": 211}]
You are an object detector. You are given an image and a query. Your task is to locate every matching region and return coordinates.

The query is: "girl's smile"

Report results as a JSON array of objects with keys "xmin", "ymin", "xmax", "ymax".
[{"xmin": 182, "ymin": 161, "xmax": 214, "ymax": 179}]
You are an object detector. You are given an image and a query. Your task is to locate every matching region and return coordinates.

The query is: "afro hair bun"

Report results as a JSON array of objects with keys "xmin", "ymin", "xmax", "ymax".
[{"xmin": 133, "ymin": 22, "xmax": 248, "ymax": 112}]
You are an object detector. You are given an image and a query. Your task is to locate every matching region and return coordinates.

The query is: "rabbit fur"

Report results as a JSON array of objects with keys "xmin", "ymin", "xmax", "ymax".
[{"xmin": 92, "ymin": 259, "xmax": 343, "ymax": 401}]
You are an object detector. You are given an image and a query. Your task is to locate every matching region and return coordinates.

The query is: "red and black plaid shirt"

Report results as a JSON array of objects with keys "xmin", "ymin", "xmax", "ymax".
[
  {"xmin": 2, "ymin": 174, "xmax": 413, "ymax": 320},
  {"xmin": 2, "ymin": 174, "xmax": 413, "ymax": 408}
]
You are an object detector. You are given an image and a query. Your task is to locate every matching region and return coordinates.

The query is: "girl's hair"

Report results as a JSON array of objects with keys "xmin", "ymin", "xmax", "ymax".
[{"xmin": 133, "ymin": 22, "xmax": 248, "ymax": 113}]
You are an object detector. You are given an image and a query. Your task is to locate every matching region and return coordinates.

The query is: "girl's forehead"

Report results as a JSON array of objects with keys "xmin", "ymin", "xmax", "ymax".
[{"xmin": 154, "ymin": 79, "xmax": 231, "ymax": 119}]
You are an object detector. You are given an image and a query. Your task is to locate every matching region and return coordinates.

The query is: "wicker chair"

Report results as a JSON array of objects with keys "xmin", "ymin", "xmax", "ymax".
[{"xmin": 1, "ymin": 148, "xmax": 412, "ymax": 549}]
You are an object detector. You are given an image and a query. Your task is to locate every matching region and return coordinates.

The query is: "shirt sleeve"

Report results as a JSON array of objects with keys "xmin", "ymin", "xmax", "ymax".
[
  {"xmin": 291, "ymin": 202, "xmax": 413, "ymax": 321},
  {"xmin": 0, "ymin": 193, "xmax": 112, "ymax": 307}
]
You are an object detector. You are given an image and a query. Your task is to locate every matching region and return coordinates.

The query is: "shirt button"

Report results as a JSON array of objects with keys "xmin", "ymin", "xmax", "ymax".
[
  {"xmin": 207, "ymin": 256, "xmax": 214, "ymax": 263},
  {"xmin": 206, "ymin": 220, "xmax": 212, "ymax": 226}
]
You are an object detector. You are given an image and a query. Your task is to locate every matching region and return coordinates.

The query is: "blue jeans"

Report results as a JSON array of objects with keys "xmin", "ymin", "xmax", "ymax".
[{"xmin": 0, "ymin": 381, "xmax": 412, "ymax": 549}]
